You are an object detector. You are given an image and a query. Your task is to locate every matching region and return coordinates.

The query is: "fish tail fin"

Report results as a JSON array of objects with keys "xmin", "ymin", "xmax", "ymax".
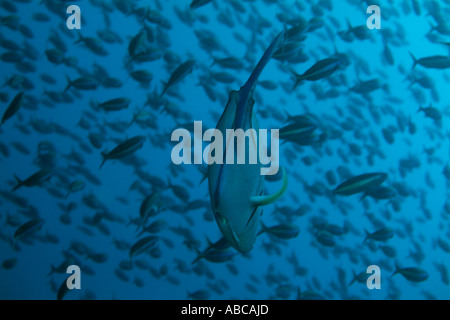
[
  {"xmin": 363, "ymin": 229, "xmax": 369, "ymax": 243},
  {"xmin": 134, "ymin": 219, "xmax": 142, "ymax": 232},
  {"xmin": 64, "ymin": 74, "xmax": 72, "ymax": 92},
  {"xmin": 346, "ymin": 18, "xmax": 352, "ymax": 31},
  {"xmin": 198, "ymin": 173, "xmax": 208, "ymax": 185},
  {"xmin": 359, "ymin": 192, "xmax": 368, "ymax": 202},
  {"xmin": 348, "ymin": 270, "xmax": 357, "ymax": 286},
  {"xmin": 205, "ymin": 236, "xmax": 212, "ymax": 247},
  {"xmin": 128, "ymin": 118, "xmax": 136, "ymax": 128},
  {"xmin": 417, "ymin": 106, "xmax": 423, "ymax": 113},
  {"xmin": 99, "ymin": 152, "xmax": 107, "ymax": 169},
  {"xmin": 333, "ymin": 44, "xmax": 340, "ymax": 56},
  {"xmin": 126, "ymin": 216, "xmax": 134, "ymax": 228},
  {"xmin": 136, "ymin": 228, "xmax": 144, "ymax": 238},
  {"xmin": 11, "ymin": 175, "xmax": 22, "ymax": 192},
  {"xmin": 284, "ymin": 110, "xmax": 293, "ymax": 123},
  {"xmin": 74, "ymin": 33, "xmax": 84, "ymax": 44},
  {"xmin": 47, "ymin": 265, "xmax": 56, "ymax": 277},
  {"xmin": 191, "ymin": 248, "xmax": 203, "ymax": 265},
  {"xmin": 428, "ymin": 22, "xmax": 436, "ymax": 34},
  {"xmin": 250, "ymin": 167, "xmax": 288, "ymax": 207},
  {"xmin": 64, "ymin": 191, "xmax": 70, "ymax": 200},
  {"xmin": 159, "ymin": 81, "xmax": 167, "ymax": 98},
  {"xmin": 257, "ymin": 221, "xmax": 268, "ymax": 237},
  {"xmin": 409, "ymin": 52, "xmax": 417, "ymax": 69},
  {"xmin": 291, "ymin": 70, "xmax": 303, "ymax": 91},
  {"xmin": 391, "ymin": 262, "xmax": 400, "ymax": 278}
]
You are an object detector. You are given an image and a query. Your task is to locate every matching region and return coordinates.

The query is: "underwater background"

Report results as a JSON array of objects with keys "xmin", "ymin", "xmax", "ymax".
[{"xmin": 1, "ymin": 0, "xmax": 450, "ymax": 300}]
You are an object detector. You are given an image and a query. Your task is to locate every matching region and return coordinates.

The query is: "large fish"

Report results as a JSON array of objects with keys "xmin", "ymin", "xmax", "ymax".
[{"xmin": 208, "ymin": 31, "xmax": 288, "ymax": 253}]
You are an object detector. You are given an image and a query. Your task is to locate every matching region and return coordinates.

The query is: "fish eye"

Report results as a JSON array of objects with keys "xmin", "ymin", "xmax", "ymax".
[{"xmin": 214, "ymin": 211, "xmax": 227, "ymax": 225}]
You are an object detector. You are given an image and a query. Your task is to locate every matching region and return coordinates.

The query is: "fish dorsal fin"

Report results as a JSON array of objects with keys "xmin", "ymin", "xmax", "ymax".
[
  {"xmin": 241, "ymin": 30, "xmax": 286, "ymax": 94},
  {"xmin": 235, "ymin": 31, "xmax": 286, "ymax": 128},
  {"xmin": 250, "ymin": 167, "xmax": 288, "ymax": 207}
]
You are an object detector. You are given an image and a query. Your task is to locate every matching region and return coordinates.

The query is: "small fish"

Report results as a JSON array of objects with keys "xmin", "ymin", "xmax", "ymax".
[
  {"xmin": 315, "ymin": 230, "xmax": 335, "ymax": 247},
  {"xmin": 333, "ymin": 172, "xmax": 388, "ymax": 196},
  {"xmin": 97, "ymin": 97, "xmax": 131, "ymax": 112},
  {"xmin": 74, "ymin": 34, "xmax": 108, "ymax": 56},
  {"xmin": 190, "ymin": 0, "xmax": 213, "ymax": 10},
  {"xmin": 1, "ymin": 258, "xmax": 18, "ymax": 269},
  {"xmin": 45, "ymin": 48, "xmax": 65, "ymax": 65},
  {"xmin": 57, "ymin": 275, "xmax": 71, "ymax": 300},
  {"xmin": 139, "ymin": 192, "xmax": 162, "ymax": 229},
  {"xmin": 136, "ymin": 219, "xmax": 167, "ymax": 236},
  {"xmin": 410, "ymin": 52, "xmax": 450, "ymax": 69},
  {"xmin": 257, "ymin": 221, "xmax": 300, "ymax": 239},
  {"xmin": 129, "ymin": 236, "xmax": 158, "ymax": 260},
  {"xmin": 1, "ymin": 91, "xmax": 24, "ymax": 126},
  {"xmin": 130, "ymin": 70, "xmax": 153, "ymax": 86},
  {"xmin": 65, "ymin": 75, "xmax": 99, "ymax": 92},
  {"xmin": 349, "ymin": 270, "xmax": 368, "ymax": 286},
  {"xmin": 192, "ymin": 236, "xmax": 232, "ymax": 264},
  {"xmin": 279, "ymin": 115, "xmax": 318, "ymax": 144},
  {"xmin": 167, "ymin": 179, "xmax": 190, "ymax": 202},
  {"xmin": 187, "ymin": 289, "xmax": 210, "ymax": 300},
  {"xmin": 291, "ymin": 56, "xmax": 345, "ymax": 90},
  {"xmin": 364, "ymin": 227, "xmax": 394, "ymax": 243},
  {"xmin": 86, "ymin": 253, "xmax": 108, "ymax": 264},
  {"xmin": 361, "ymin": 185, "xmax": 396, "ymax": 201},
  {"xmin": 392, "ymin": 264, "xmax": 429, "ymax": 282},
  {"xmin": 195, "ymin": 248, "xmax": 236, "ymax": 264},
  {"xmin": 417, "ymin": 104, "xmax": 442, "ymax": 126},
  {"xmin": 100, "ymin": 135, "xmax": 146, "ymax": 169},
  {"xmin": 13, "ymin": 218, "xmax": 44, "ymax": 248},
  {"xmin": 160, "ymin": 59, "xmax": 195, "ymax": 97},
  {"xmin": 211, "ymin": 56, "xmax": 245, "ymax": 70},
  {"xmin": 65, "ymin": 180, "xmax": 86, "ymax": 199},
  {"xmin": 11, "ymin": 168, "xmax": 54, "ymax": 192},
  {"xmin": 345, "ymin": 20, "xmax": 371, "ymax": 41}
]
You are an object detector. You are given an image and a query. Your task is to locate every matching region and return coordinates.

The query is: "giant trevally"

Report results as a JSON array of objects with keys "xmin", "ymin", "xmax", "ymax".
[{"xmin": 207, "ymin": 31, "xmax": 288, "ymax": 253}]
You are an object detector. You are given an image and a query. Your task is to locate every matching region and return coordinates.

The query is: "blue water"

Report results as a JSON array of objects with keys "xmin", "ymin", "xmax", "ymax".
[{"xmin": 0, "ymin": 0, "xmax": 449, "ymax": 300}]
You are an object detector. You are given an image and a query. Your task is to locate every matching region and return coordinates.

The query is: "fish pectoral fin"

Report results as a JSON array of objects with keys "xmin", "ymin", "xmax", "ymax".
[{"xmin": 250, "ymin": 167, "xmax": 288, "ymax": 207}]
